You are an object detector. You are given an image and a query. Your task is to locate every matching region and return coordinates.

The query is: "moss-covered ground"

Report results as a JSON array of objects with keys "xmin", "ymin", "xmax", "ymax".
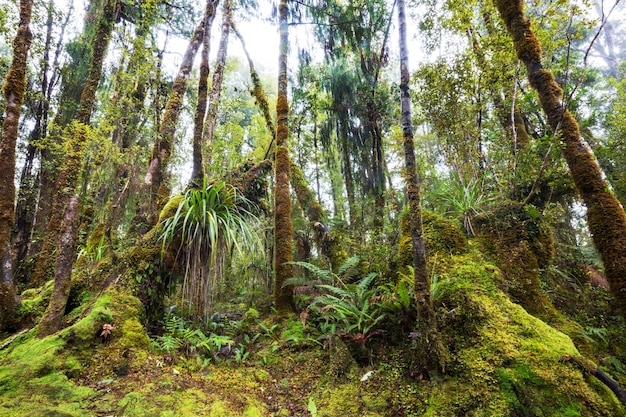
[{"xmin": 1, "ymin": 243, "xmax": 624, "ymax": 416}]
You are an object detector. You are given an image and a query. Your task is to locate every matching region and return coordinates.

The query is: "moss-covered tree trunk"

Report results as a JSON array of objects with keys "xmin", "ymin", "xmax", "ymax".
[
  {"xmin": 0, "ymin": 0, "xmax": 34, "ymax": 268},
  {"xmin": 495, "ymin": 0, "xmax": 626, "ymax": 318},
  {"xmin": 202, "ymin": 0, "xmax": 231, "ymax": 167},
  {"xmin": 143, "ymin": 9, "xmax": 207, "ymax": 220},
  {"xmin": 32, "ymin": 0, "xmax": 117, "ymax": 337},
  {"xmin": 12, "ymin": 1, "xmax": 57, "ymax": 286},
  {"xmin": 37, "ymin": 198, "xmax": 81, "ymax": 337},
  {"xmin": 0, "ymin": 0, "xmax": 34, "ymax": 330},
  {"xmin": 273, "ymin": 0, "xmax": 294, "ymax": 313},
  {"xmin": 398, "ymin": 0, "xmax": 446, "ymax": 373},
  {"xmin": 29, "ymin": 2, "xmax": 100, "ymax": 283},
  {"xmin": 190, "ymin": 0, "xmax": 218, "ymax": 186},
  {"xmin": 291, "ymin": 162, "xmax": 346, "ymax": 271}
]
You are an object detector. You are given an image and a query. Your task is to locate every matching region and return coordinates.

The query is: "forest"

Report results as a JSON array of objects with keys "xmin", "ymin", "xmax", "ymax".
[{"xmin": 1, "ymin": 0, "xmax": 626, "ymax": 415}]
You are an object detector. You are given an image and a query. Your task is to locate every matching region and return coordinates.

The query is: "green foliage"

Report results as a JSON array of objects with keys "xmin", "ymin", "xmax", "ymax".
[
  {"xmin": 160, "ymin": 179, "xmax": 260, "ymax": 319},
  {"xmin": 285, "ymin": 257, "xmax": 387, "ymax": 353},
  {"xmin": 151, "ymin": 314, "xmax": 234, "ymax": 367},
  {"xmin": 430, "ymin": 175, "xmax": 493, "ymax": 236}
]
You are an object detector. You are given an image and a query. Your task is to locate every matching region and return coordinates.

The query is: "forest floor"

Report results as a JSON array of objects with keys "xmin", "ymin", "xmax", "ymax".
[{"xmin": 1, "ymin": 250, "xmax": 625, "ymax": 416}]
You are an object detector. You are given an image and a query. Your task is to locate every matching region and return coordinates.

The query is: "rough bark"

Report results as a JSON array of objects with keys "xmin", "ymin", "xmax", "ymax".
[
  {"xmin": 203, "ymin": 0, "xmax": 231, "ymax": 166},
  {"xmin": 190, "ymin": 0, "xmax": 218, "ymax": 186},
  {"xmin": 273, "ymin": 0, "xmax": 294, "ymax": 313},
  {"xmin": 143, "ymin": 11, "xmax": 206, "ymax": 218},
  {"xmin": 30, "ymin": 0, "xmax": 117, "ymax": 288},
  {"xmin": 0, "ymin": 0, "xmax": 34, "ymax": 268},
  {"xmin": 0, "ymin": 0, "xmax": 34, "ymax": 330},
  {"xmin": 496, "ymin": 0, "xmax": 626, "ymax": 318},
  {"xmin": 398, "ymin": 0, "xmax": 446, "ymax": 373},
  {"xmin": 37, "ymin": 197, "xmax": 81, "ymax": 337}
]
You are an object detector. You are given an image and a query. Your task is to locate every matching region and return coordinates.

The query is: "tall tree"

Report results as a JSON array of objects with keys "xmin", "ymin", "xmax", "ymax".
[
  {"xmin": 37, "ymin": 0, "xmax": 118, "ymax": 337},
  {"xmin": 495, "ymin": 0, "xmax": 626, "ymax": 318},
  {"xmin": 273, "ymin": 0, "xmax": 294, "ymax": 313},
  {"xmin": 0, "ymin": 0, "xmax": 34, "ymax": 331},
  {"xmin": 142, "ymin": 3, "xmax": 209, "ymax": 221},
  {"xmin": 202, "ymin": 0, "xmax": 231, "ymax": 167},
  {"xmin": 397, "ymin": 0, "xmax": 445, "ymax": 373},
  {"xmin": 190, "ymin": 0, "xmax": 218, "ymax": 185}
]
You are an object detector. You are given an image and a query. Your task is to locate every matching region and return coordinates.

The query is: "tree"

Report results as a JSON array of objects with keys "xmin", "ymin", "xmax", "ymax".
[
  {"xmin": 495, "ymin": 0, "xmax": 626, "ymax": 318},
  {"xmin": 397, "ymin": 0, "xmax": 445, "ymax": 373},
  {"xmin": 0, "ymin": 0, "xmax": 34, "ymax": 331},
  {"xmin": 202, "ymin": 0, "xmax": 231, "ymax": 168},
  {"xmin": 142, "ymin": 2, "xmax": 209, "ymax": 221},
  {"xmin": 273, "ymin": 0, "xmax": 294, "ymax": 313},
  {"xmin": 37, "ymin": 0, "xmax": 118, "ymax": 337},
  {"xmin": 190, "ymin": 0, "xmax": 219, "ymax": 185}
]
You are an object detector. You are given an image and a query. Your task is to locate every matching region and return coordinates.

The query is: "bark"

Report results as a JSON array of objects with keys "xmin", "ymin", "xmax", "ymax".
[
  {"xmin": 495, "ymin": 0, "xmax": 626, "ymax": 318},
  {"xmin": 30, "ymin": 0, "xmax": 117, "ymax": 288},
  {"xmin": 37, "ymin": 197, "xmax": 81, "ymax": 337},
  {"xmin": 203, "ymin": 0, "xmax": 231, "ymax": 166},
  {"xmin": 273, "ymin": 0, "xmax": 294, "ymax": 313},
  {"xmin": 12, "ymin": 1, "xmax": 58, "ymax": 285},
  {"xmin": 0, "ymin": 0, "xmax": 34, "ymax": 269},
  {"xmin": 143, "ymin": 10, "xmax": 207, "ymax": 218},
  {"xmin": 398, "ymin": 0, "xmax": 446, "ymax": 373},
  {"xmin": 190, "ymin": 0, "xmax": 218, "ymax": 186}
]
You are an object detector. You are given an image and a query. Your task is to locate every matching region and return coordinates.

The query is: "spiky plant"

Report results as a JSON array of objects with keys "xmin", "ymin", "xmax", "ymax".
[
  {"xmin": 431, "ymin": 176, "xmax": 491, "ymax": 236},
  {"xmin": 160, "ymin": 179, "xmax": 259, "ymax": 321}
]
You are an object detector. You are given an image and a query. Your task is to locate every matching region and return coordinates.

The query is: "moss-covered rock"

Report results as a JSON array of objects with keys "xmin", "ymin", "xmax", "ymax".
[
  {"xmin": 431, "ymin": 252, "xmax": 622, "ymax": 416},
  {"xmin": 397, "ymin": 209, "xmax": 468, "ymax": 274},
  {"xmin": 474, "ymin": 201, "xmax": 555, "ymax": 316}
]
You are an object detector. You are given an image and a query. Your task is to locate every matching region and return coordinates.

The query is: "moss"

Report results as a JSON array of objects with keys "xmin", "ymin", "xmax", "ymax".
[
  {"xmin": 474, "ymin": 202, "xmax": 555, "ymax": 317},
  {"xmin": 427, "ymin": 252, "xmax": 622, "ymax": 416},
  {"xmin": 158, "ymin": 194, "xmax": 183, "ymax": 223},
  {"xmin": 398, "ymin": 209, "xmax": 468, "ymax": 272},
  {"xmin": 496, "ymin": 0, "xmax": 626, "ymax": 320},
  {"xmin": 274, "ymin": 145, "xmax": 294, "ymax": 312}
]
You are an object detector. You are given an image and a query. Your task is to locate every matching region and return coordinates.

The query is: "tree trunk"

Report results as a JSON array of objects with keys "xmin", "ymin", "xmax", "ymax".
[
  {"xmin": 495, "ymin": 0, "xmax": 626, "ymax": 318},
  {"xmin": 398, "ymin": 0, "xmax": 446, "ymax": 373},
  {"xmin": 291, "ymin": 162, "xmax": 346, "ymax": 271},
  {"xmin": 143, "ymin": 9, "xmax": 207, "ymax": 219},
  {"xmin": 273, "ymin": 0, "xmax": 294, "ymax": 313},
  {"xmin": 37, "ymin": 198, "xmax": 81, "ymax": 337},
  {"xmin": 203, "ymin": 0, "xmax": 231, "ymax": 167},
  {"xmin": 0, "ymin": 0, "xmax": 34, "ymax": 269},
  {"xmin": 190, "ymin": 0, "xmax": 218, "ymax": 186},
  {"xmin": 0, "ymin": 0, "xmax": 34, "ymax": 330},
  {"xmin": 30, "ymin": 0, "xmax": 117, "ymax": 290}
]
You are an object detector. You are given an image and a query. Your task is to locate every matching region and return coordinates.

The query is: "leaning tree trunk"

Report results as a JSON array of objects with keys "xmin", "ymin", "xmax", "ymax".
[
  {"xmin": 495, "ymin": 0, "xmax": 626, "ymax": 318},
  {"xmin": 143, "ymin": 6, "xmax": 207, "ymax": 220},
  {"xmin": 0, "ymin": 0, "xmax": 34, "ymax": 331},
  {"xmin": 36, "ymin": 0, "xmax": 118, "ymax": 338},
  {"xmin": 398, "ymin": 0, "xmax": 446, "ymax": 373},
  {"xmin": 273, "ymin": 0, "xmax": 294, "ymax": 313},
  {"xmin": 190, "ymin": 0, "xmax": 218, "ymax": 186},
  {"xmin": 202, "ymin": 0, "xmax": 231, "ymax": 167}
]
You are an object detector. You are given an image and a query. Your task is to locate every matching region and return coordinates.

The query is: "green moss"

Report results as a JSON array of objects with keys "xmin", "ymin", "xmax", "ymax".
[
  {"xmin": 158, "ymin": 194, "xmax": 184, "ymax": 223},
  {"xmin": 429, "ymin": 252, "xmax": 622, "ymax": 416},
  {"xmin": 398, "ymin": 209, "xmax": 468, "ymax": 274}
]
